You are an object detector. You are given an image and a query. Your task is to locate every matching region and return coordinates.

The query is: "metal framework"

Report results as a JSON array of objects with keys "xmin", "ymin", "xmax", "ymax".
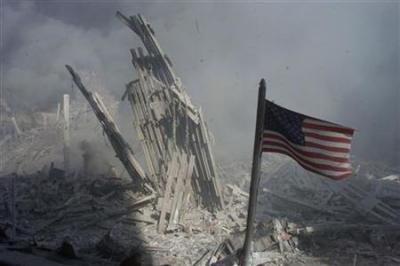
[{"xmin": 117, "ymin": 12, "xmax": 224, "ymax": 232}]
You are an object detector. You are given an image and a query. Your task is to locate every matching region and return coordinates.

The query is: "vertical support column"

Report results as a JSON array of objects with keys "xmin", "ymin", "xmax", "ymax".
[{"xmin": 63, "ymin": 94, "xmax": 70, "ymax": 173}]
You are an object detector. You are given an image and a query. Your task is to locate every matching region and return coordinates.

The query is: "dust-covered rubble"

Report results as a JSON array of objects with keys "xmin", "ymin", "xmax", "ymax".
[{"xmin": 0, "ymin": 154, "xmax": 399, "ymax": 265}]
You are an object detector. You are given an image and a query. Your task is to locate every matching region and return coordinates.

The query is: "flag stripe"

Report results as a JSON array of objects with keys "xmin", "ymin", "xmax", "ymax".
[
  {"xmin": 305, "ymin": 141, "xmax": 350, "ymax": 153},
  {"xmin": 264, "ymin": 131, "xmax": 350, "ymax": 157},
  {"xmin": 302, "ymin": 127, "xmax": 352, "ymax": 140},
  {"xmin": 303, "ymin": 132, "xmax": 351, "ymax": 143},
  {"xmin": 262, "ymin": 144, "xmax": 351, "ymax": 171},
  {"xmin": 303, "ymin": 122, "xmax": 354, "ymax": 135},
  {"xmin": 263, "ymin": 147, "xmax": 352, "ymax": 179},
  {"xmin": 304, "ymin": 136, "xmax": 351, "ymax": 149},
  {"xmin": 262, "ymin": 140, "xmax": 350, "ymax": 166},
  {"xmin": 262, "ymin": 139, "xmax": 349, "ymax": 163},
  {"xmin": 304, "ymin": 118, "xmax": 355, "ymax": 134}
]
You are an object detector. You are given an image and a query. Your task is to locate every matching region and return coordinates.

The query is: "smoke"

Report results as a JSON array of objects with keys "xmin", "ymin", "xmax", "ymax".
[{"xmin": 2, "ymin": 1, "xmax": 399, "ymax": 166}]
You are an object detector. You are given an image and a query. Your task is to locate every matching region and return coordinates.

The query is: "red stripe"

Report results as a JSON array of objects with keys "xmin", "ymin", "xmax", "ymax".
[
  {"xmin": 262, "ymin": 144, "xmax": 351, "ymax": 172},
  {"xmin": 303, "ymin": 132, "xmax": 351, "ymax": 143},
  {"xmin": 303, "ymin": 122, "xmax": 354, "ymax": 135},
  {"xmin": 263, "ymin": 148, "xmax": 352, "ymax": 180},
  {"xmin": 263, "ymin": 132, "xmax": 351, "ymax": 153},
  {"xmin": 262, "ymin": 140, "xmax": 349, "ymax": 163}
]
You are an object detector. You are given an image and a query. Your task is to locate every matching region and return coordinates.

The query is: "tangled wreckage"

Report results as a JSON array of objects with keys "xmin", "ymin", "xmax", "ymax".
[{"xmin": 1, "ymin": 12, "xmax": 400, "ymax": 266}]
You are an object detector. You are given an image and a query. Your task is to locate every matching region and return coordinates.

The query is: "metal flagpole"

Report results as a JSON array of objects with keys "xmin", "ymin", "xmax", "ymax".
[{"xmin": 240, "ymin": 79, "xmax": 267, "ymax": 266}]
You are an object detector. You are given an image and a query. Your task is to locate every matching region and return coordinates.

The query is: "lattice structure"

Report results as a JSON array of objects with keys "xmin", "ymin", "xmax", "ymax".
[{"xmin": 117, "ymin": 12, "xmax": 224, "ymax": 231}]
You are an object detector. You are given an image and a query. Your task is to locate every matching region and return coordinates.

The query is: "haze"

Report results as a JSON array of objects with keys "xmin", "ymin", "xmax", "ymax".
[{"xmin": 2, "ymin": 1, "xmax": 399, "ymax": 166}]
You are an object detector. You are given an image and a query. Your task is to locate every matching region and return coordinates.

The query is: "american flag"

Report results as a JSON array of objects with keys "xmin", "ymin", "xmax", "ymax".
[{"xmin": 262, "ymin": 100, "xmax": 355, "ymax": 180}]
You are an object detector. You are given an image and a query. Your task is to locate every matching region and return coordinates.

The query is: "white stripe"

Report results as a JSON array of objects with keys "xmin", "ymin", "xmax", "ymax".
[
  {"xmin": 304, "ymin": 136, "xmax": 351, "ymax": 149},
  {"xmin": 262, "ymin": 145, "xmax": 352, "ymax": 177},
  {"xmin": 262, "ymin": 143, "xmax": 351, "ymax": 168},
  {"xmin": 302, "ymin": 127, "xmax": 352, "ymax": 140},
  {"xmin": 263, "ymin": 131, "xmax": 350, "ymax": 158}
]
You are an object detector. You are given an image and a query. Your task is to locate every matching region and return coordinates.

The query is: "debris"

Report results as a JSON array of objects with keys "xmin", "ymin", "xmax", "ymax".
[
  {"xmin": 66, "ymin": 65, "xmax": 151, "ymax": 190},
  {"xmin": 193, "ymin": 249, "xmax": 211, "ymax": 266},
  {"xmin": 116, "ymin": 12, "xmax": 224, "ymax": 233},
  {"xmin": 1, "ymin": 119, "xmax": 400, "ymax": 265},
  {"xmin": 211, "ymin": 157, "xmax": 400, "ymax": 265}
]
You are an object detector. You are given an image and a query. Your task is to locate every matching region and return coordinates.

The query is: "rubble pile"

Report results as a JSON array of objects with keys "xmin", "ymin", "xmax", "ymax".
[
  {"xmin": 0, "ymin": 169, "xmax": 246, "ymax": 265},
  {"xmin": 0, "ymin": 126, "xmax": 63, "ymax": 175},
  {"xmin": 0, "ymin": 72, "xmax": 122, "ymax": 177},
  {"xmin": 1, "ymin": 155, "xmax": 399, "ymax": 265},
  {"xmin": 210, "ymin": 157, "xmax": 400, "ymax": 265},
  {"xmin": 258, "ymin": 158, "xmax": 400, "ymax": 225}
]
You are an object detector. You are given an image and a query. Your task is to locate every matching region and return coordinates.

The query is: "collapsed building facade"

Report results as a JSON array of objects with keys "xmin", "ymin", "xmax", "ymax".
[{"xmin": 116, "ymin": 12, "xmax": 224, "ymax": 230}]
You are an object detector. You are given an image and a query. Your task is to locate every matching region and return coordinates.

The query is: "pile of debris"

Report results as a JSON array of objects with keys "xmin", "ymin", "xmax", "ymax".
[
  {"xmin": 0, "ymin": 166, "xmax": 246, "ymax": 265},
  {"xmin": 211, "ymin": 157, "xmax": 400, "ymax": 265},
  {"xmin": 1, "ymin": 154, "xmax": 399, "ymax": 265},
  {"xmin": 259, "ymin": 158, "xmax": 400, "ymax": 225}
]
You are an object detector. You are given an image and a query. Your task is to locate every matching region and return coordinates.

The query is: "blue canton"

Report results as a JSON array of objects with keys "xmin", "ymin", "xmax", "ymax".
[{"xmin": 264, "ymin": 100, "xmax": 306, "ymax": 145}]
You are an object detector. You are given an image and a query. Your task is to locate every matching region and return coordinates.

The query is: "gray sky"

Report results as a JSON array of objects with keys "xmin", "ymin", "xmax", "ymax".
[{"xmin": 2, "ymin": 1, "xmax": 399, "ymax": 166}]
